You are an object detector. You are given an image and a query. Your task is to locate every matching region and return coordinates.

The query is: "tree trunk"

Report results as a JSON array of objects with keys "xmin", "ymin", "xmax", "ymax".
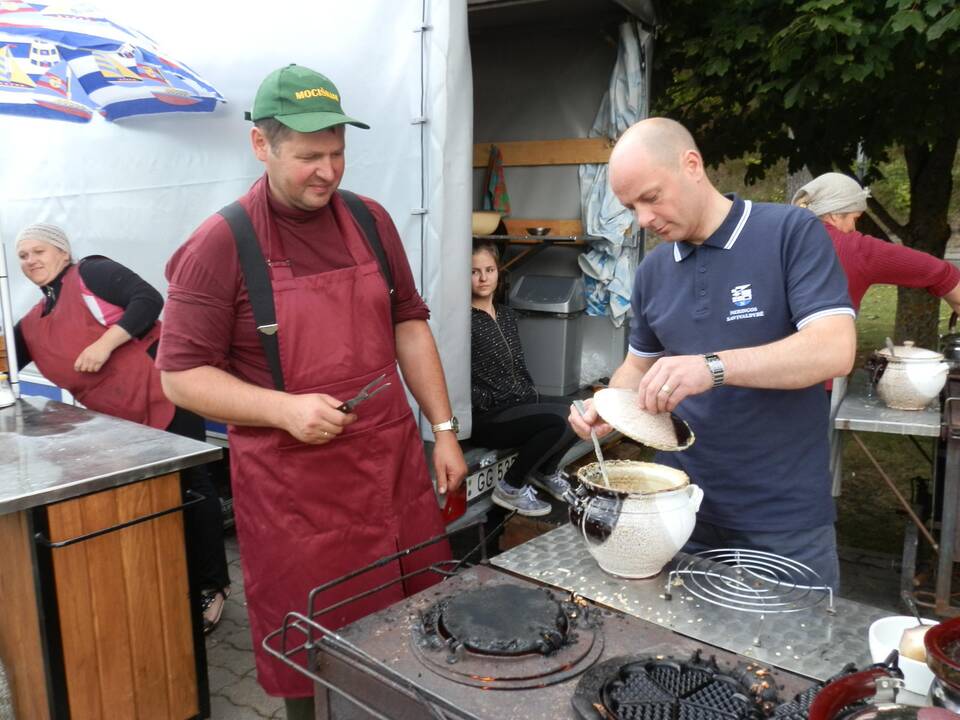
[
  {"xmin": 894, "ymin": 134, "xmax": 959, "ymax": 345},
  {"xmin": 894, "ymin": 288, "xmax": 942, "ymax": 349}
]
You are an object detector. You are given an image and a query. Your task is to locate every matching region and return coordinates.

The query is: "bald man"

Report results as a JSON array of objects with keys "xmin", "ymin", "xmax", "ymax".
[{"xmin": 570, "ymin": 118, "xmax": 856, "ymax": 591}]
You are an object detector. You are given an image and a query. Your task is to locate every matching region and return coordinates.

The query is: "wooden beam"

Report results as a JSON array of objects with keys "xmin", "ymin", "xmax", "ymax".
[{"xmin": 473, "ymin": 138, "xmax": 613, "ymax": 168}]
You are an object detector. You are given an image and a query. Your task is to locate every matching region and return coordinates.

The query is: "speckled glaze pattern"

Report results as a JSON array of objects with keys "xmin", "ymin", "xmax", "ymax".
[
  {"xmin": 877, "ymin": 362, "xmax": 948, "ymax": 410},
  {"xmin": 573, "ymin": 461, "xmax": 703, "ymax": 579}
]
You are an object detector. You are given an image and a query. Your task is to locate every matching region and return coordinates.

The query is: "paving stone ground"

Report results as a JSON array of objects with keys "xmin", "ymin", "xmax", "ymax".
[{"xmin": 203, "ymin": 529, "xmax": 907, "ymax": 719}]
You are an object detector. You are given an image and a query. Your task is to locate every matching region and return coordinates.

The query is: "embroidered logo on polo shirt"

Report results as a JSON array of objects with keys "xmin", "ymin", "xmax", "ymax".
[
  {"xmin": 727, "ymin": 283, "xmax": 765, "ymax": 322},
  {"xmin": 731, "ymin": 284, "xmax": 752, "ymax": 306}
]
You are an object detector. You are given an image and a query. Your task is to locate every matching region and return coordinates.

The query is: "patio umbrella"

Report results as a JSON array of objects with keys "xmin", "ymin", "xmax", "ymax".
[{"xmin": 0, "ymin": 1, "xmax": 224, "ymax": 123}]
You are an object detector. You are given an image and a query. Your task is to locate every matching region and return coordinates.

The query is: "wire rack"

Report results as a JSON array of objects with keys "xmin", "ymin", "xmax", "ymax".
[{"xmin": 664, "ymin": 548, "xmax": 834, "ymax": 615}]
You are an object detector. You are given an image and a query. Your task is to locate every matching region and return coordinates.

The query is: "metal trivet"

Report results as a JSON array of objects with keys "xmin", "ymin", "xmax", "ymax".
[{"xmin": 664, "ymin": 549, "xmax": 834, "ymax": 616}]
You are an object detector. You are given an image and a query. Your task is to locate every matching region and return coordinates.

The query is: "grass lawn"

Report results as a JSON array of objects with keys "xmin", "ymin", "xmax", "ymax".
[{"xmin": 835, "ymin": 285, "xmax": 953, "ymax": 555}]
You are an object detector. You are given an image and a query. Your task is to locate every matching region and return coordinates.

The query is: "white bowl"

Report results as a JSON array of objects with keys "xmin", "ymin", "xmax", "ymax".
[{"xmin": 868, "ymin": 615, "xmax": 939, "ymax": 694}]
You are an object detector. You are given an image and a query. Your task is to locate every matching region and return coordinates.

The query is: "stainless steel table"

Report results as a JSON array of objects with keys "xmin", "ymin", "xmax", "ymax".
[
  {"xmin": 0, "ymin": 396, "xmax": 221, "ymax": 719},
  {"xmin": 0, "ymin": 395, "xmax": 220, "ymax": 513},
  {"xmin": 492, "ymin": 524, "xmax": 890, "ymax": 682},
  {"xmin": 833, "ymin": 370, "xmax": 956, "ymax": 615}
]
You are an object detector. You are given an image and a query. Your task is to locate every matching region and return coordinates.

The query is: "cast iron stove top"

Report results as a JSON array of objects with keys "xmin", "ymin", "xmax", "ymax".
[{"xmin": 282, "ymin": 565, "xmax": 820, "ymax": 720}]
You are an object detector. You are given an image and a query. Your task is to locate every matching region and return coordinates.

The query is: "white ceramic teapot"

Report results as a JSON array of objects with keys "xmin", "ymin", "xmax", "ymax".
[
  {"xmin": 568, "ymin": 460, "xmax": 703, "ymax": 578},
  {"xmin": 876, "ymin": 341, "xmax": 949, "ymax": 411}
]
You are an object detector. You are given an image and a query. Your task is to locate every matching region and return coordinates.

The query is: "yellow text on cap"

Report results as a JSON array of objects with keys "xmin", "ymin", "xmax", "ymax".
[{"xmin": 294, "ymin": 87, "xmax": 339, "ymax": 102}]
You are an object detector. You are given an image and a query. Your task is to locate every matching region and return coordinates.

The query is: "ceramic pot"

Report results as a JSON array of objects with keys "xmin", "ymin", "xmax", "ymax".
[
  {"xmin": 567, "ymin": 460, "xmax": 703, "ymax": 579},
  {"xmin": 876, "ymin": 341, "xmax": 949, "ymax": 410}
]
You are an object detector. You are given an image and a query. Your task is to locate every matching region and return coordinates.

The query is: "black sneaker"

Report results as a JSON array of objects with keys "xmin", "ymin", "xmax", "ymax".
[{"xmin": 201, "ymin": 586, "xmax": 230, "ymax": 634}]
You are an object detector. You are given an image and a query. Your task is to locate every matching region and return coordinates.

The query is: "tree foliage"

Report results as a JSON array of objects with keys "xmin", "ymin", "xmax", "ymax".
[{"xmin": 652, "ymin": 0, "xmax": 960, "ymax": 345}]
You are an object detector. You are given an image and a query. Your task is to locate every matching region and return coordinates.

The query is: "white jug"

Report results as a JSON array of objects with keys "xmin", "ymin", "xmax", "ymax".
[
  {"xmin": 876, "ymin": 341, "xmax": 949, "ymax": 411},
  {"xmin": 568, "ymin": 460, "xmax": 703, "ymax": 579}
]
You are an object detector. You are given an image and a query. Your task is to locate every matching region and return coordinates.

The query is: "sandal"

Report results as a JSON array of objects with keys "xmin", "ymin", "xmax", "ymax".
[{"xmin": 201, "ymin": 586, "xmax": 230, "ymax": 634}]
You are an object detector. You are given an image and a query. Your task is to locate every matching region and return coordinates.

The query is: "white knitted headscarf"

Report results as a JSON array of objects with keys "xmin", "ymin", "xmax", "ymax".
[
  {"xmin": 15, "ymin": 223, "xmax": 73, "ymax": 260},
  {"xmin": 791, "ymin": 172, "xmax": 871, "ymax": 217}
]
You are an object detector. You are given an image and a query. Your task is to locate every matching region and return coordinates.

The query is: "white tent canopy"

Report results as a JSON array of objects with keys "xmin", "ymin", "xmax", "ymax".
[{"xmin": 0, "ymin": 0, "xmax": 473, "ymax": 437}]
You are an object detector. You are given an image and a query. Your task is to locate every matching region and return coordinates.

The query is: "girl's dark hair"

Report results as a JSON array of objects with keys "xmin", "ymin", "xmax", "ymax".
[{"xmin": 472, "ymin": 241, "xmax": 500, "ymax": 262}]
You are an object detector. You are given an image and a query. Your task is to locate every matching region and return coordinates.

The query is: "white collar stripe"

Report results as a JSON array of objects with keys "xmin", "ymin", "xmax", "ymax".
[
  {"xmin": 673, "ymin": 243, "xmax": 682, "ymax": 262},
  {"xmin": 724, "ymin": 200, "xmax": 752, "ymax": 250}
]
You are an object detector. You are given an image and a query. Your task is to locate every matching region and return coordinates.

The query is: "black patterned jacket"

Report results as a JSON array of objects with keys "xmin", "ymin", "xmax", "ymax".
[{"xmin": 471, "ymin": 305, "xmax": 538, "ymax": 414}]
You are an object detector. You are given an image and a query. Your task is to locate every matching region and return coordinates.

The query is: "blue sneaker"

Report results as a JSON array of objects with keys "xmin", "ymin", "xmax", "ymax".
[
  {"xmin": 529, "ymin": 469, "xmax": 571, "ymax": 501},
  {"xmin": 491, "ymin": 482, "xmax": 551, "ymax": 517}
]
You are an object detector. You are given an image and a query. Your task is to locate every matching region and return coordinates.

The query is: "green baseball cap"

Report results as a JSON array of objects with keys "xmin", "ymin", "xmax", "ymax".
[{"xmin": 246, "ymin": 64, "xmax": 370, "ymax": 132}]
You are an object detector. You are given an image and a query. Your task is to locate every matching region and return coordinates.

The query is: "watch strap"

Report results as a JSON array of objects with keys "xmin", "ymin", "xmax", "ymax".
[
  {"xmin": 431, "ymin": 417, "xmax": 459, "ymax": 434},
  {"xmin": 704, "ymin": 353, "xmax": 725, "ymax": 388}
]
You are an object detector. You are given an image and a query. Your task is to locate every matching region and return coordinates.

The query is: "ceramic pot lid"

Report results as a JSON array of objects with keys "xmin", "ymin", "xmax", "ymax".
[
  {"xmin": 878, "ymin": 340, "xmax": 944, "ymax": 363},
  {"xmin": 593, "ymin": 388, "xmax": 695, "ymax": 451}
]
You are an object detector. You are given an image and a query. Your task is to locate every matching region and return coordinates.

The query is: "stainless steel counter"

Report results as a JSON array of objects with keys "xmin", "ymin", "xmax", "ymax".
[
  {"xmin": 0, "ymin": 396, "xmax": 221, "ymax": 514},
  {"xmin": 493, "ymin": 525, "xmax": 890, "ymax": 683},
  {"xmin": 834, "ymin": 370, "xmax": 940, "ymax": 437}
]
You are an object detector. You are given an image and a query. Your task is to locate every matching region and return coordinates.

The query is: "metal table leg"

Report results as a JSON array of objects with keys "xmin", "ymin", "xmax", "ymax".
[{"xmin": 935, "ymin": 421, "xmax": 960, "ymax": 616}]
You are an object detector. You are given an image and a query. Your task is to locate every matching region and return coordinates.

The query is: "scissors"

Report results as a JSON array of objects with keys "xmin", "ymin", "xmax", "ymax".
[{"xmin": 337, "ymin": 374, "xmax": 392, "ymax": 413}]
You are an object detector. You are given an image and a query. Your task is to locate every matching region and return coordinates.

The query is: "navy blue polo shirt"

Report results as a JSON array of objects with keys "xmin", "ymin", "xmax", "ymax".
[{"xmin": 629, "ymin": 196, "xmax": 854, "ymax": 532}]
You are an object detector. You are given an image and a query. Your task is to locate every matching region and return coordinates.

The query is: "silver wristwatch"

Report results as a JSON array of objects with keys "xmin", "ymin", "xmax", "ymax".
[
  {"xmin": 431, "ymin": 416, "xmax": 460, "ymax": 435},
  {"xmin": 703, "ymin": 354, "xmax": 725, "ymax": 388}
]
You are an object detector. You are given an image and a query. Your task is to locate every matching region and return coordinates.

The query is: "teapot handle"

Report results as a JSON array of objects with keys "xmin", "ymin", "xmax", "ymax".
[{"xmin": 688, "ymin": 484, "xmax": 704, "ymax": 512}]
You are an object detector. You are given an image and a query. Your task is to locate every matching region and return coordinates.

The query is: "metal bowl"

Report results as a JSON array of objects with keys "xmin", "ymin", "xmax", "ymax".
[{"xmin": 526, "ymin": 226, "xmax": 551, "ymax": 237}]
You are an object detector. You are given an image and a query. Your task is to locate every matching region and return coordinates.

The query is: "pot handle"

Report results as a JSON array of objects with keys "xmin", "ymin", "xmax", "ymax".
[
  {"xmin": 808, "ymin": 667, "xmax": 893, "ymax": 720},
  {"xmin": 688, "ymin": 484, "xmax": 704, "ymax": 512},
  {"xmin": 951, "ymin": 312, "xmax": 958, "ymax": 332}
]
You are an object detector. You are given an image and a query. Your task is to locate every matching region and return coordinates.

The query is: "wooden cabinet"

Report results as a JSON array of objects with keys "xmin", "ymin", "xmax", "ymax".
[{"xmin": 0, "ymin": 472, "xmax": 205, "ymax": 719}]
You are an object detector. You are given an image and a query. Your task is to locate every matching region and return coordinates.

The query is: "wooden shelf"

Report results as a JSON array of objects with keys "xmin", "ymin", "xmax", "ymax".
[
  {"xmin": 473, "ymin": 137, "xmax": 613, "ymax": 167},
  {"xmin": 475, "ymin": 234, "xmax": 588, "ymax": 245}
]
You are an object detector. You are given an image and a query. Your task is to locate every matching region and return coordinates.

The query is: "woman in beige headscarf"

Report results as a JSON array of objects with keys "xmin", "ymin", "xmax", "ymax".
[
  {"xmin": 792, "ymin": 172, "xmax": 960, "ymax": 314},
  {"xmin": 14, "ymin": 223, "xmax": 231, "ymax": 633}
]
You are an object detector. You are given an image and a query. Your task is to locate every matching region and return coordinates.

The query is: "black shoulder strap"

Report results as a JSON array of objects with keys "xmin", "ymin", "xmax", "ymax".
[
  {"xmin": 338, "ymin": 189, "xmax": 395, "ymax": 295},
  {"xmin": 217, "ymin": 201, "xmax": 285, "ymax": 391}
]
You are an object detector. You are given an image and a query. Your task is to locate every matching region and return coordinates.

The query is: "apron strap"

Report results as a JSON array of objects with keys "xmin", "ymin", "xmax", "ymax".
[
  {"xmin": 338, "ymin": 190, "xmax": 395, "ymax": 296},
  {"xmin": 217, "ymin": 201, "xmax": 286, "ymax": 392}
]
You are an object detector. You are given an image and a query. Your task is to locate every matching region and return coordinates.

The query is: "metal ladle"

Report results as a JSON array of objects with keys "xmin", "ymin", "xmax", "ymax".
[
  {"xmin": 886, "ymin": 336, "xmax": 897, "ymax": 357},
  {"xmin": 573, "ymin": 400, "xmax": 611, "ymax": 488}
]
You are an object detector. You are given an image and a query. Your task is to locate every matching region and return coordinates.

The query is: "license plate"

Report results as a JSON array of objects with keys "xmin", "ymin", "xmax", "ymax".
[{"xmin": 466, "ymin": 454, "xmax": 517, "ymax": 501}]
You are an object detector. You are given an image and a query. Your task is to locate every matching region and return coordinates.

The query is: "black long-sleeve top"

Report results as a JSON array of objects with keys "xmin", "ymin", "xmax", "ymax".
[
  {"xmin": 14, "ymin": 256, "xmax": 163, "ymax": 369},
  {"xmin": 470, "ymin": 304, "xmax": 538, "ymax": 415}
]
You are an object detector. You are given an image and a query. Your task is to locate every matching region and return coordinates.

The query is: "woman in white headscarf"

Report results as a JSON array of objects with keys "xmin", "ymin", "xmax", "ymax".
[
  {"xmin": 792, "ymin": 172, "xmax": 960, "ymax": 314},
  {"xmin": 13, "ymin": 223, "xmax": 231, "ymax": 633}
]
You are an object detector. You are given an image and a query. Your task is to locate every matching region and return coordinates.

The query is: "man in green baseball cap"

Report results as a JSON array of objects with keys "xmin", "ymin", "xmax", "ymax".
[
  {"xmin": 246, "ymin": 63, "xmax": 370, "ymax": 133},
  {"xmin": 158, "ymin": 64, "xmax": 466, "ymax": 720}
]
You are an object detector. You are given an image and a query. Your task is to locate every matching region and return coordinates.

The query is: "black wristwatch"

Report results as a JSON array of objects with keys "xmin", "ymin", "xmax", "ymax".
[{"xmin": 703, "ymin": 354, "xmax": 725, "ymax": 388}]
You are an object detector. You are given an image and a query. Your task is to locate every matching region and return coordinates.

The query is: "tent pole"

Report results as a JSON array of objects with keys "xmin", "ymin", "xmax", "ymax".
[{"xmin": 0, "ymin": 240, "xmax": 21, "ymax": 398}]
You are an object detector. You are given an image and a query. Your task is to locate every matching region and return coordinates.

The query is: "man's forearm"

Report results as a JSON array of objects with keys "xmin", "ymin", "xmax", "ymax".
[
  {"xmin": 719, "ymin": 314, "xmax": 856, "ymax": 388},
  {"xmin": 610, "ymin": 353, "xmax": 655, "ymax": 389},
  {"xmin": 394, "ymin": 319, "xmax": 452, "ymax": 423},
  {"xmin": 161, "ymin": 366, "xmax": 289, "ymax": 428}
]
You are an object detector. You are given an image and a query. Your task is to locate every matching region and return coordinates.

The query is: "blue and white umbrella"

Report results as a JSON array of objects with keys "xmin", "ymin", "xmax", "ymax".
[{"xmin": 0, "ymin": 0, "xmax": 224, "ymax": 123}]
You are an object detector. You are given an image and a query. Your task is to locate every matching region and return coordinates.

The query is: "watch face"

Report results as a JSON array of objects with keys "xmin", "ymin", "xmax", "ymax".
[{"xmin": 451, "ymin": 416, "xmax": 460, "ymax": 433}]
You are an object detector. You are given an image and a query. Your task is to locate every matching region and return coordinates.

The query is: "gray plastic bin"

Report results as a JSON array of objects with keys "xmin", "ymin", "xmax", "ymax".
[{"xmin": 508, "ymin": 275, "xmax": 586, "ymax": 396}]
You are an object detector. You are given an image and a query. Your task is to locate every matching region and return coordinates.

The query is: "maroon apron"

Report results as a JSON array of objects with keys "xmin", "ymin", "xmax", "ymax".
[
  {"xmin": 19, "ymin": 264, "xmax": 175, "ymax": 429},
  {"xmin": 229, "ymin": 202, "xmax": 450, "ymax": 697}
]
